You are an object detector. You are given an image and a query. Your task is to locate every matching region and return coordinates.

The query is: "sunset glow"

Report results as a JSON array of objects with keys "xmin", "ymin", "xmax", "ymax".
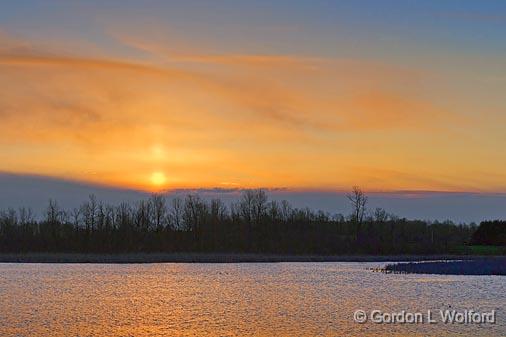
[
  {"xmin": 150, "ymin": 171, "xmax": 167, "ymax": 188},
  {"xmin": 0, "ymin": 1, "xmax": 505, "ymax": 193}
]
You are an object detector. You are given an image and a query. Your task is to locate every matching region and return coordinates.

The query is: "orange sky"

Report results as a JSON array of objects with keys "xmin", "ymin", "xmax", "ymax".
[{"xmin": 1, "ymin": 2, "xmax": 506, "ymax": 193}]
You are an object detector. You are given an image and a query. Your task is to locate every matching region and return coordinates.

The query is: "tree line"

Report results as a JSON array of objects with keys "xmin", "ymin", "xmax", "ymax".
[
  {"xmin": 471, "ymin": 220, "xmax": 506, "ymax": 246},
  {"xmin": 0, "ymin": 187, "xmax": 478, "ymax": 254}
]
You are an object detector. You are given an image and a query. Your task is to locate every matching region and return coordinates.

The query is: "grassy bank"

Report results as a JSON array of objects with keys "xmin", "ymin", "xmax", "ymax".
[{"xmin": 456, "ymin": 245, "xmax": 506, "ymax": 255}]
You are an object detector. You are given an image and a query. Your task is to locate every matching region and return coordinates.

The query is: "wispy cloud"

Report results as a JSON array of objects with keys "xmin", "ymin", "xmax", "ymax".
[{"xmin": 0, "ymin": 30, "xmax": 486, "ymax": 191}]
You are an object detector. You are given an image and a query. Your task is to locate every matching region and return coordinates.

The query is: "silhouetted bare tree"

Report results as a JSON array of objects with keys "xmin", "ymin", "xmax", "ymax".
[
  {"xmin": 149, "ymin": 194, "xmax": 167, "ymax": 230},
  {"xmin": 170, "ymin": 197, "xmax": 184, "ymax": 230},
  {"xmin": 347, "ymin": 186, "xmax": 367, "ymax": 241},
  {"xmin": 347, "ymin": 186, "xmax": 367, "ymax": 224}
]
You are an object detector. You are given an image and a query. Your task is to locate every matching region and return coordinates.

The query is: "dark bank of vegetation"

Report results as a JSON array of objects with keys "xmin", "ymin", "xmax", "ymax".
[
  {"xmin": 383, "ymin": 258, "xmax": 506, "ymax": 275},
  {"xmin": 0, "ymin": 187, "xmax": 501, "ymax": 255}
]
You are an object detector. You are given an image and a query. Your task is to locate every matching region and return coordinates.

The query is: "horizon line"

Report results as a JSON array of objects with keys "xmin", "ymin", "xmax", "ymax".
[{"xmin": 2, "ymin": 171, "xmax": 506, "ymax": 196}]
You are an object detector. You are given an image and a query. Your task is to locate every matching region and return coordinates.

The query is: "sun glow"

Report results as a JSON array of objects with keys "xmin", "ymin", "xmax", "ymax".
[
  {"xmin": 150, "ymin": 171, "xmax": 167, "ymax": 187},
  {"xmin": 151, "ymin": 145, "xmax": 166, "ymax": 160}
]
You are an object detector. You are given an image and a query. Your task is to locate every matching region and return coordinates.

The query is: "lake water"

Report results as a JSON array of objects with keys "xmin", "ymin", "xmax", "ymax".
[{"xmin": 0, "ymin": 262, "xmax": 504, "ymax": 336}]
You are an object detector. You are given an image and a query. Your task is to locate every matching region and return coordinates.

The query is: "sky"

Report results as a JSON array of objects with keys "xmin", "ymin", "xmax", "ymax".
[{"xmin": 1, "ymin": 1, "xmax": 506, "ymax": 220}]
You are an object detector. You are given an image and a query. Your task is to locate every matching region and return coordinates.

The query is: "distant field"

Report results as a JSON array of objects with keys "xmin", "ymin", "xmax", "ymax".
[{"xmin": 456, "ymin": 245, "xmax": 506, "ymax": 255}]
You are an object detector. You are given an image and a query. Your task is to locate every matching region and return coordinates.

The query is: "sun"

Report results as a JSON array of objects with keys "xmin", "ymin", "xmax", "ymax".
[{"xmin": 150, "ymin": 171, "xmax": 167, "ymax": 187}]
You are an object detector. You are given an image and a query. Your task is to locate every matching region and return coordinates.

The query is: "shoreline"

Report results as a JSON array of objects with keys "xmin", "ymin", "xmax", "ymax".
[{"xmin": 0, "ymin": 253, "xmax": 500, "ymax": 264}]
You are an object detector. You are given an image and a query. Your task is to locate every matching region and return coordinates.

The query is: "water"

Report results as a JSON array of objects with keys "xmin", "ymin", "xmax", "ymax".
[{"xmin": 0, "ymin": 262, "xmax": 504, "ymax": 336}]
